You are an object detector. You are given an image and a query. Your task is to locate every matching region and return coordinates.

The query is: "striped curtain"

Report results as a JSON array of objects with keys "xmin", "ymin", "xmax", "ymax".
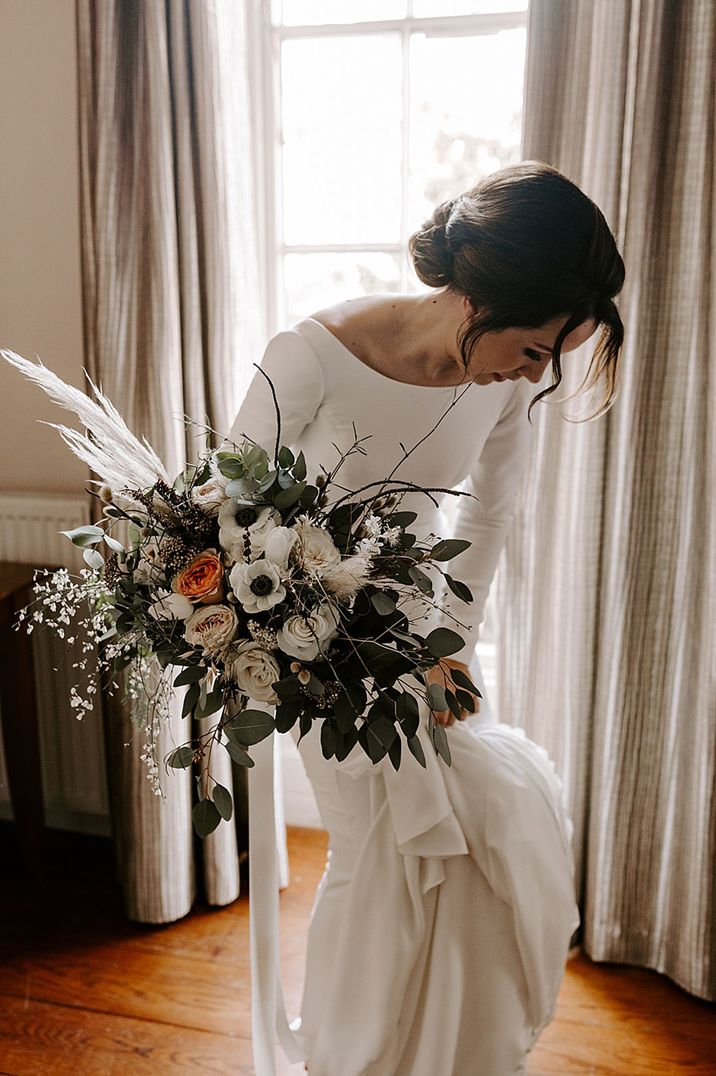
[
  {"xmin": 76, "ymin": 0, "xmax": 284, "ymax": 921},
  {"xmin": 495, "ymin": 0, "xmax": 715, "ymax": 999}
]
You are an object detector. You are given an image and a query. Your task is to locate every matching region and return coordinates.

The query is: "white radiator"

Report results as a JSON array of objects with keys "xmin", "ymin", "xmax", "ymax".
[{"xmin": 0, "ymin": 491, "xmax": 111, "ymax": 835}]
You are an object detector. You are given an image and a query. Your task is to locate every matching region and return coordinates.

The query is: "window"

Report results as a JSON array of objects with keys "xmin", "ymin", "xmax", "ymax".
[
  {"xmin": 260, "ymin": 0, "xmax": 528, "ymax": 329},
  {"xmin": 256, "ymin": 1, "xmax": 529, "ymax": 677}
]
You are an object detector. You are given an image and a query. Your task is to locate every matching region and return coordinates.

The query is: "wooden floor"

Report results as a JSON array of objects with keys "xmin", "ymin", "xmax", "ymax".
[{"xmin": 0, "ymin": 823, "xmax": 714, "ymax": 1075}]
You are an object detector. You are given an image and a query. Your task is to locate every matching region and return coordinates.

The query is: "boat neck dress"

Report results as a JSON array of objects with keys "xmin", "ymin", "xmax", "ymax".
[{"xmin": 223, "ymin": 315, "xmax": 581, "ymax": 1076}]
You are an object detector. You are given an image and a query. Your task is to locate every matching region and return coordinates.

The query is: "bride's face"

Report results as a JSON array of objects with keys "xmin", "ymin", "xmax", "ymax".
[{"xmin": 458, "ymin": 299, "xmax": 599, "ymax": 386}]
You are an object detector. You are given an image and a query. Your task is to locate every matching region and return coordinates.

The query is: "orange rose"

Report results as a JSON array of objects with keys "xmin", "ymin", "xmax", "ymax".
[{"xmin": 174, "ymin": 551, "xmax": 225, "ymax": 604}]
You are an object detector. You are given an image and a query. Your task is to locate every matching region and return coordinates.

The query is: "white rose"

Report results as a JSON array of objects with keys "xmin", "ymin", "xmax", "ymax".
[
  {"xmin": 190, "ymin": 471, "xmax": 230, "ymax": 517},
  {"xmin": 218, "ymin": 500, "xmax": 279, "ymax": 561},
  {"xmin": 183, "ymin": 603, "xmax": 238, "ymax": 654},
  {"xmin": 229, "ymin": 642, "xmax": 282, "ymax": 702},
  {"xmin": 262, "ymin": 526, "xmax": 298, "ymax": 571},
  {"xmin": 229, "ymin": 559, "xmax": 286, "ymax": 613},
  {"xmin": 276, "ymin": 602, "xmax": 341, "ymax": 661},
  {"xmin": 147, "ymin": 588, "xmax": 195, "ymax": 621},
  {"xmin": 134, "ymin": 535, "xmax": 167, "ymax": 585},
  {"xmin": 293, "ymin": 522, "xmax": 341, "ymax": 576}
]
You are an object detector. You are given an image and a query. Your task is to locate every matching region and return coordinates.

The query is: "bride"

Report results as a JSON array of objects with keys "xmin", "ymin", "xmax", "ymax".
[{"xmin": 226, "ymin": 160, "xmax": 625, "ymax": 1075}]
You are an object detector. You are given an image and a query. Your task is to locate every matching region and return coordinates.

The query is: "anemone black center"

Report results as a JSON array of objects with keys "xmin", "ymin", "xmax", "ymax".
[
  {"xmin": 250, "ymin": 574, "xmax": 274, "ymax": 596},
  {"xmin": 235, "ymin": 506, "xmax": 258, "ymax": 527}
]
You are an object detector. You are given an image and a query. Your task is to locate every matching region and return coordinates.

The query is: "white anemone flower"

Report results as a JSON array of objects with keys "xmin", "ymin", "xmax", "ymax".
[{"xmin": 230, "ymin": 559, "xmax": 286, "ymax": 613}]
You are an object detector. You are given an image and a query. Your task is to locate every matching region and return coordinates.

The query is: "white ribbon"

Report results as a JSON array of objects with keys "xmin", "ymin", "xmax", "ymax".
[{"xmin": 248, "ymin": 710, "xmax": 308, "ymax": 1074}]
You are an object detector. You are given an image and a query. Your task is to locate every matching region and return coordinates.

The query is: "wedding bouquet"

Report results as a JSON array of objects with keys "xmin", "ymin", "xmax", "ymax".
[{"xmin": 2, "ymin": 350, "xmax": 481, "ymax": 837}]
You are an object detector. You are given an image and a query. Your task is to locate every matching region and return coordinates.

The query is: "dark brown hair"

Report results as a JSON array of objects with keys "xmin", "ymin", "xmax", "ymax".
[{"xmin": 408, "ymin": 161, "xmax": 625, "ymax": 424}]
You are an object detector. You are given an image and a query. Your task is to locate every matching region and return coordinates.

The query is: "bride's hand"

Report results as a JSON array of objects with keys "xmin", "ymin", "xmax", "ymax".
[{"xmin": 424, "ymin": 658, "xmax": 481, "ymax": 726}]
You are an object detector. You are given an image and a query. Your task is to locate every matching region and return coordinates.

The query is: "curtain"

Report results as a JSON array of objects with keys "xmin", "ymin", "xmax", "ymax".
[
  {"xmin": 76, "ymin": 0, "xmax": 289, "ymax": 922},
  {"xmin": 494, "ymin": 0, "xmax": 715, "ymax": 999}
]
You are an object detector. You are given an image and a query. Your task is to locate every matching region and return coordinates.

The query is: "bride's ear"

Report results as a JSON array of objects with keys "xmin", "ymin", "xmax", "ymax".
[{"xmin": 460, "ymin": 293, "xmax": 476, "ymax": 320}]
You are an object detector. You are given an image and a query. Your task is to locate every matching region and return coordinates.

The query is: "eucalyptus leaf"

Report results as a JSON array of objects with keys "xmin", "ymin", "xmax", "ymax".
[
  {"xmin": 225, "ymin": 707, "xmax": 275, "ymax": 746},
  {"xmin": 195, "ymin": 686, "xmax": 224, "ymax": 720},
  {"xmin": 278, "ymin": 445, "xmax": 295, "ymax": 468},
  {"xmin": 84, "ymin": 547, "xmax": 105, "ymax": 570},
  {"xmin": 293, "ymin": 450, "xmax": 307, "ymax": 480},
  {"xmin": 192, "ymin": 797, "xmax": 222, "ymax": 838},
  {"xmin": 407, "ymin": 734, "xmax": 426, "ymax": 767},
  {"xmin": 320, "ymin": 718, "xmax": 338, "ymax": 760},
  {"xmin": 426, "ymin": 682, "xmax": 448, "ymax": 713},
  {"xmin": 445, "ymin": 574, "xmax": 473, "ymax": 603},
  {"xmin": 103, "ymin": 534, "xmax": 125, "ymax": 554},
  {"xmin": 173, "ymin": 665, "xmax": 205, "ymax": 688},
  {"xmin": 408, "ymin": 565, "xmax": 434, "ymax": 598},
  {"xmin": 60, "ymin": 524, "xmax": 105, "ymax": 547},
  {"xmin": 431, "ymin": 722, "xmax": 452, "ymax": 766},
  {"xmin": 212, "ymin": 783, "xmax": 233, "ymax": 821},
  {"xmin": 425, "ymin": 628, "xmax": 464, "ymax": 658},
  {"xmin": 224, "ymin": 738, "xmax": 254, "ymax": 767},
  {"xmin": 388, "ymin": 733, "xmax": 402, "ymax": 771},
  {"xmin": 449, "ymin": 667, "xmax": 482, "ymax": 698},
  {"xmin": 370, "ymin": 591, "xmax": 396, "ymax": 616},
  {"xmin": 429, "ymin": 538, "xmax": 471, "ymax": 561},
  {"xmin": 168, "ymin": 745, "xmax": 194, "ymax": 769},
  {"xmin": 181, "ymin": 681, "xmax": 201, "ymax": 718},
  {"xmin": 274, "ymin": 479, "xmax": 307, "ymax": 509}
]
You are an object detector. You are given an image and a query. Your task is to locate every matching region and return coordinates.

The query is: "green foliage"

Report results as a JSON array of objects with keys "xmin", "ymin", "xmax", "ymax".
[
  {"xmin": 212, "ymin": 783, "xmax": 233, "ymax": 821},
  {"xmin": 429, "ymin": 539, "xmax": 471, "ymax": 561},
  {"xmin": 425, "ymin": 628, "xmax": 464, "ymax": 658},
  {"xmin": 192, "ymin": 797, "xmax": 222, "ymax": 838},
  {"xmin": 225, "ymin": 708, "xmax": 276, "ymax": 746},
  {"xmin": 444, "ymin": 574, "xmax": 473, "ymax": 603},
  {"xmin": 168, "ymin": 745, "xmax": 194, "ymax": 769}
]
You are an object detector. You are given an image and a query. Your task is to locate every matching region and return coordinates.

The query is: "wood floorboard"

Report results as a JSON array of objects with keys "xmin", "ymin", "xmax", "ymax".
[{"xmin": 0, "ymin": 822, "xmax": 713, "ymax": 1074}]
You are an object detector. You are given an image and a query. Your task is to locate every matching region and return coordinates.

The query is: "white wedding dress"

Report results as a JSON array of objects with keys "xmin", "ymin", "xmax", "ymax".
[{"xmin": 224, "ymin": 316, "xmax": 580, "ymax": 1076}]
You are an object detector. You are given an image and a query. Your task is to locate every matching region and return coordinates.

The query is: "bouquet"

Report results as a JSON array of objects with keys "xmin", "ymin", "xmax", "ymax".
[{"xmin": 2, "ymin": 350, "xmax": 482, "ymax": 837}]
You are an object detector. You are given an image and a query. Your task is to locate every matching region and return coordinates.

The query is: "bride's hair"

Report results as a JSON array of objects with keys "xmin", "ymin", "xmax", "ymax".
[{"xmin": 408, "ymin": 161, "xmax": 625, "ymax": 424}]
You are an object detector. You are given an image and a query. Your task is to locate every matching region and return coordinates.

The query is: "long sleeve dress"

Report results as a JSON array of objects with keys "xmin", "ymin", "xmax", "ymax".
[{"xmin": 224, "ymin": 316, "xmax": 580, "ymax": 1076}]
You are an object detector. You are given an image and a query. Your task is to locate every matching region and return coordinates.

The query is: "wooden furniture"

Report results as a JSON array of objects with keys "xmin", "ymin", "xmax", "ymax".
[{"xmin": 0, "ymin": 561, "xmax": 51, "ymax": 881}]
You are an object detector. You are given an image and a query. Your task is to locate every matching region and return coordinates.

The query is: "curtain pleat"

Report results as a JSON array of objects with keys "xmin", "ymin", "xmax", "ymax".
[
  {"xmin": 76, "ymin": 0, "xmax": 285, "ymax": 922},
  {"xmin": 494, "ymin": 0, "xmax": 715, "ymax": 999}
]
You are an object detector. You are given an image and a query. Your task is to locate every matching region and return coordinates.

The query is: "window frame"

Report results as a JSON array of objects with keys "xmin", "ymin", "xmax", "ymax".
[{"xmin": 253, "ymin": 0, "xmax": 529, "ymax": 336}]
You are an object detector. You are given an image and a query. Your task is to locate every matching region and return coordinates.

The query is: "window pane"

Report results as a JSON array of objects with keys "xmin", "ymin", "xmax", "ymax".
[
  {"xmin": 408, "ymin": 28, "xmax": 525, "ymax": 231},
  {"xmin": 413, "ymin": 1, "xmax": 527, "ymax": 15},
  {"xmin": 283, "ymin": 252, "xmax": 402, "ymax": 325},
  {"xmin": 279, "ymin": 0, "xmax": 407, "ymax": 24},
  {"xmin": 281, "ymin": 35, "xmax": 403, "ymax": 245}
]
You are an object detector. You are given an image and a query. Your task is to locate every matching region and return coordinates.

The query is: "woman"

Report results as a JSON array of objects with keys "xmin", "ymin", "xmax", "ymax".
[{"xmin": 227, "ymin": 160, "xmax": 625, "ymax": 1075}]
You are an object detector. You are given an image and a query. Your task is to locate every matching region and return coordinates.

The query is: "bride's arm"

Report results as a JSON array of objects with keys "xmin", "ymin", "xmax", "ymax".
[
  {"xmin": 218, "ymin": 329, "xmax": 326, "ymax": 456},
  {"xmin": 424, "ymin": 377, "xmax": 537, "ymax": 668}
]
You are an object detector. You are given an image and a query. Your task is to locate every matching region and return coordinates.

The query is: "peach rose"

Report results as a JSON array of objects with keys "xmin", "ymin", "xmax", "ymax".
[{"xmin": 173, "ymin": 551, "xmax": 225, "ymax": 604}]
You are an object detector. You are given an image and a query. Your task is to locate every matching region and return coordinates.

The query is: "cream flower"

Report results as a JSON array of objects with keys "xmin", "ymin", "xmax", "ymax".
[
  {"xmin": 183, "ymin": 602, "xmax": 239, "ymax": 654},
  {"xmin": 228, "ymin": 642, "xmax": 281, "ymax": 702},
  {"xmin": 293, "ymin": 522, "xmax": 341, "ymax": 576},
  {"xmin": 276, "ymin": 602, "xmax": 341, "ymax": 661},
  {"xmin": 147, "ymin": 588, "xmax": 194, "ymax": 621},
  {"xmin": 190, "ymin": 471, "xmax": 230, "ymax": 517},
  {"xmin": 218, "ymin": 500, "xmax": 279, "ymax": 561},
  {"xmin": 229, "ymin": 559, "xmax": 286, "ymax": 613},
  {"xmin": 134, "ymin": 536, "xmax": 167, "ymax": 585},
  {"xmin": 262, "ymin": 526, "xmax": 298, "ymax": 571}
]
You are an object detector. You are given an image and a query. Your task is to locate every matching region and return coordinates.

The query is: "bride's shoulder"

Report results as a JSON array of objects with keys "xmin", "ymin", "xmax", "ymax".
[{"xmin": 306, "ymin": 294, "xmax": 399, "ymax": 354}]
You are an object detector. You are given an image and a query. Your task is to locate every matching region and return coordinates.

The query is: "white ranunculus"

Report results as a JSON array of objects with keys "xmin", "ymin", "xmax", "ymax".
[
  {"xmin": 190, "ymin": 471, "xmax": 230, "ymax": 517},
  {"xmin": 262, "ymin": 526, "xmax": 298, "ymax": 571},
  {"xmin": 276, "ymin": 601, "xmax": 341, "ymax": 661},
  {"xmin": 218, "ymin": 499, "xmax": 279, "ymax": 562},
  {"xmin": 147, "ymin": 588, "xmax": 195, "ymax": 621},
  {"xmin": 229, "ymin": 642, "xmax": 281, "ymax": 702},
  {"xmin": 134, "ymin": 535, "xmax": 167, "ymax": 585},
  {"xmin": 293, "ymin": 522, "xmax": 341, "ymax": 576},
  {"xmin": 183, "ymin": 603, "xmax": 239, "ymax": 654},
  {"xmin": 229, "ymin": 559, "xmax": 286, "ymax": 613}
]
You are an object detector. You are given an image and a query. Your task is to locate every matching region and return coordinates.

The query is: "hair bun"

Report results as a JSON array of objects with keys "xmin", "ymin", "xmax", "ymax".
[{"xmin": 408, "ymin": 197, "xmax": 457, "ymax": 287}]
